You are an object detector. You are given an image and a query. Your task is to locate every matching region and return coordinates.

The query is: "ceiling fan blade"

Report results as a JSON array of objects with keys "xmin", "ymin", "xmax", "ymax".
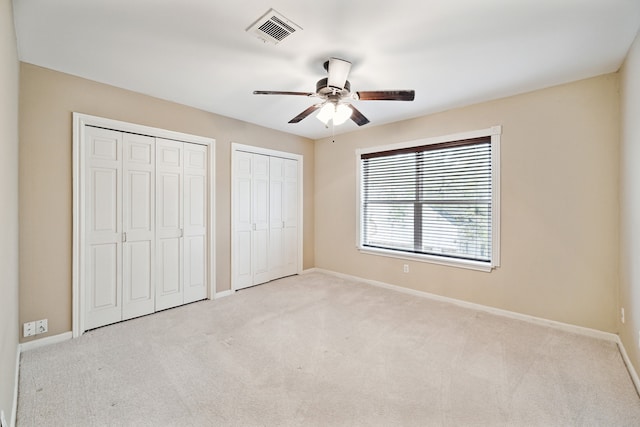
[
  {"xmin": 356, "ymin": 90, "xmax": 415, "ymax": 101},
  {"xmin": 254, "ymin": 90, "xmax": 315, "ymax": 96},
  {"xmin": 288, "ymin": 104, "xmax": 322, "ymax": 123},
  {"xmin": 349, "ymin": 105, "xmax": 370, "ymax": 126},
  {"xmin": 327, "ymin": 57, "xmax": 352, "ymax": 90}
]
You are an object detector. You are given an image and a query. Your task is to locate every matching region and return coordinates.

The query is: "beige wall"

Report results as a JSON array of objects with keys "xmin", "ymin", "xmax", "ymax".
[
  {"xmin": 19, "ymin": 63, "xmax": 315, "ymax": 342},
  {"xmin": 0, "ymin": 0, "xmax": 20, "ymax": 422},
  {"xmin": 315, "ymin": 74, "xmax": 620, "ymax": 332},
  {"xmin": 620, "ymin": 30, "xmax": 640, "ymax": 375}
]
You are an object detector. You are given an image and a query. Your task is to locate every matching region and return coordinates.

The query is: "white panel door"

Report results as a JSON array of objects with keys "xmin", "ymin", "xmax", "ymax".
[
  {"xmin": 155, "ymin": 139, "xmax": 184, "ymax": 310},
  {"xmin": 252, "ymin": 154, "xmax": 271, "ymax": 285},
  {"xmin": 283, "ymin": 158, "xmax": 298, "ymax": 276},
  {"xmin": 183, "ymin": 143, "xmax": 208, "ymax": 303},
  {"xmin": 85, "ymin": 126, "xmax": 123, "ymax": 330},
  {"xmin": 233, "ymin": 151, "xmax": 253, "ymax": 290},
  {"xmin": 122, "ymin": 133, "xmax": 155, "ymax": 320},
  {"xmin": 232, "ymin": 148, "xmax": 300, "ymax": 290},
  {"xmin": 268, "ymin": 157, "xmax": 285, "ymax": 281}
]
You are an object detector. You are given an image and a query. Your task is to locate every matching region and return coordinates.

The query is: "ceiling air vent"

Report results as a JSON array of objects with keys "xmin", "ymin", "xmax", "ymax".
[{"xmin": 246, "ymin": 8, "xmax": 302, "ymax": 45}]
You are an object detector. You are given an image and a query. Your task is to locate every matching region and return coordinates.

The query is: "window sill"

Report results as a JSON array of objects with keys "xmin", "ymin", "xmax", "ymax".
[{"xmin": 358, "ymin": 246, "xmax": 495, "ymax": 272}]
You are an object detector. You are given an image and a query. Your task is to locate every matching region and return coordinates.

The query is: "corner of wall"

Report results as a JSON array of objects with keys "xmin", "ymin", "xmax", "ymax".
[
  {"xmin": 0, "ymin": 0, "xmax": 21, "ymax": 424},
  {"xmin": 619, "ymin": 27, "xmax": 640, "ymax": 382}
]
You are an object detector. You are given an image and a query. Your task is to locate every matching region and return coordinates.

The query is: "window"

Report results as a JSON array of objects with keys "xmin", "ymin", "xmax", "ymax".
[{"xmin": 357, "ymin": 127, "xmax": 501, "ymax": 271}]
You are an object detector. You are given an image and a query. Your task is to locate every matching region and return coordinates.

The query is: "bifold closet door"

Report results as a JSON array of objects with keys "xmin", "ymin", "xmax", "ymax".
[
  {"xmin": 232, "ymin": 151, "xmax": 271, "ymax": 289},
  {"xmin": 85, "ymin": 127, "xmax": 123, "ymax": 330},
  {"xmin": 233, "ymin": 152, "xmax": 270, "ymax": 288},
  {"xmin": 252, "ymin": 154, "xmax": 271, "ymax": 285},
  {"xmin": 233, "ymin": 151, "xmax": 298, "ymax": 290},
  {"xmin": 268, "ymin": 157, "xmax": 286, "ymax": 281},
  {"xmin": 156, "ymin": 139, "xmax": 208, "ymax": 309},
  {"xmin": 282, "ymin": 158, "xmax": 298, "ymax": 277},
  {"xmin": 83, "ymin": 128, "xmax": 209, "ymax": 330},
  {"xmin": 183, "ymin": 144, "xmax": 208, "ymax": 303},
  {"xmin": 268, "ymin": 156, "xmax": 298, "ymax": 281},
  {"xmin": 155, "ymin": 139, "xmax": 184, "ymax": 311},
  {"xmin": 85, "ymin": 128, "xmax": 157, "ymax": 329},
  {"xmin": 233, "ymin": 151, "xmax": 270, "ymax": 289},
  {"xmin": 233, "ymin": 151, "xmax": 253, "ymax": 290},
  {"xmin": 122, "ymin": 133, "xmax": 155, "ymax": 320}
]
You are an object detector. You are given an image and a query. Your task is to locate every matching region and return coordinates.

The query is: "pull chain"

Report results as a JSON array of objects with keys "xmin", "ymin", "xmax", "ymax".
[{"xmin": 331, "ymin": 119, "xmax": 336, "ymax": 143}]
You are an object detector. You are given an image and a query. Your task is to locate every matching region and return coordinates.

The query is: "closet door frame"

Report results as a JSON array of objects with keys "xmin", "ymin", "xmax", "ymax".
[
  {"xmin": 231, "ymin": 143, "xmax": 304, "ymax": 291},
  {"xmin": 72, "ymin": 113, "xmax": 216, "ymax": 338}
]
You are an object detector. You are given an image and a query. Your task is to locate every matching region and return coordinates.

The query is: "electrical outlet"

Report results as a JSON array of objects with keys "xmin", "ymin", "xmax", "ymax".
[
  {"xmin": 36, "ymin": 319, "xmax": 48, "ymax": 334},
  {"xmin": 403, "ymin": 264, "xmax": 409, "ymax": 273},
  {"xmin": 621, "ymin": 307, "xmax": 625, "ymax": 324},
  {"xmin": 23, "ymin": 321, "xmax": 36, "ymax": 337}
]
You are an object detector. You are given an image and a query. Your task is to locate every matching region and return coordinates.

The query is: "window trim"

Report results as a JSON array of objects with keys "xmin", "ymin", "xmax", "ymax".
[{"xmin": 355, "ymin": 126, "xmax": 501, "ymax": 272}]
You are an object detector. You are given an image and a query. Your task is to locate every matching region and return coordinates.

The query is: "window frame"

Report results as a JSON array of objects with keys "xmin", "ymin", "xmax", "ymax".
[{"xmin": 355, "ymin": 126, "xmax": 501, "ymax": 272}]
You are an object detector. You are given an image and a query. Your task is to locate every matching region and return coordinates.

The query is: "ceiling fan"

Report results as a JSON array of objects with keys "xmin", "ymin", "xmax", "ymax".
[{"xmin": 254, "ymin": 57, "xmax": 415, "ymax": 127}]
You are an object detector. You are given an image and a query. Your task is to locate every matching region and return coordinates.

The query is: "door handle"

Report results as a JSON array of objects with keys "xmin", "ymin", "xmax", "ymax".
[
  {"xmin": 180, "ymin": 229, "xmax": 184, "ymax": 238},
  {"xmin": 122, "ymin": 232, "xmax": 127, "ymax": 242}
]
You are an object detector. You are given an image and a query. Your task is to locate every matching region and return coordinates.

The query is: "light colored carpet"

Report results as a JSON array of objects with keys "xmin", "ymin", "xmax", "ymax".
[{"xmin": 17, "ymin": 272, "xmax": 640, "ymax": 426}]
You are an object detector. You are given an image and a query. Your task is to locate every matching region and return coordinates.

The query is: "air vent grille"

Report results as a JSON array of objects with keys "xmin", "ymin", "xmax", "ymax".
[{"xmin": 247, "ymin": 9, "xmax": 302, "ymax": 45}]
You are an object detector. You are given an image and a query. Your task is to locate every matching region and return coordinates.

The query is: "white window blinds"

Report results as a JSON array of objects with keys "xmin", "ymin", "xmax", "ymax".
[{"xmin": 360, "ymin": 137, "xmax": 492, "ymax": 263}]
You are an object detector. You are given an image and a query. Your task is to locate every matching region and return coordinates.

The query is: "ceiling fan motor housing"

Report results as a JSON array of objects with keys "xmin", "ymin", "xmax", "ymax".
[{"xmin": 316, "ymin": 78, "xmax": 351, "ymax": 97}]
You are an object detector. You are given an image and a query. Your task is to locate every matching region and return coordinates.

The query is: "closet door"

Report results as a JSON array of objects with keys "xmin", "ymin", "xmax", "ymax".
[
  {"xmin": 155, "ymin": 139, "xmax": 184, "ymax": 310},
  {"xmin": 252, "ymin": 154, "xmax": 271, "ymax": 285},
  {"xmin": 232, "ymin": 149, "xmax": 300, "ymax": 290},
  {"xmin": 233, "ymin": 152, "xmax": 270, "ymax": 289},
  {"xmin": 233, "ymin": 151, "xmax": 254, "ymax": 290},
  {"xmin": 122, "ymin": 133, "xmax": 155, "ymax": 320},
  {"xmin": 268, "ymin": 157, "xmax": 285, "ymax": 281},
  {"xmin": 183, "ymin": 144, "xmax": 208, "ymax": 303},
  {"xmin": 85, "ymin": 126, "xmax": 123, "ymax": 330},
  {"xmin": 283, "ymin": 158, "xmax": 299, "ymax": 276}
]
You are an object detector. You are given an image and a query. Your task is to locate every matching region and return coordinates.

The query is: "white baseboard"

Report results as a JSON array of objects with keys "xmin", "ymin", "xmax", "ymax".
[
  {"xmin": 616, "ymin": 336, "xmax": 640, "ymax": 395},
  {"xmin": 10, "ymin": 332, "xmax": 72, "ymax": 426},
  {"xmin": 10, "ymin": 344, "xmax": 19, "ymax": 427},
  {"xmin": 19, "ymin": 332, "xmax": 73, "ymax": 353},
  {"xmin": 312, "ymin": 268, "xmax": 618, "ymax": 343},
  {"xmin": 214, "ymin": 289, "xmax": 234, "ymax": 299}
]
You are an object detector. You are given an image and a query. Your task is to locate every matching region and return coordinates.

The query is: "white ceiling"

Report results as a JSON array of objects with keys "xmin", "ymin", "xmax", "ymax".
[{"xmin": 12, "ymin": 0, "xmax": 640, "ymax": 140}]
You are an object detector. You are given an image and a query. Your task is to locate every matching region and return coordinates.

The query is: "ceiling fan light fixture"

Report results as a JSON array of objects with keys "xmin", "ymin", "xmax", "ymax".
[
  {"xmin": 334, "ymin": 104, "xmax": 353, "ymax": 125},
  {"xmin": 317, "ymin": 103, "xmax": 334, "ymax": 125},
  {"xmin": 316, "ymin": 103, "xmax": 353, "ymax": 126}
]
